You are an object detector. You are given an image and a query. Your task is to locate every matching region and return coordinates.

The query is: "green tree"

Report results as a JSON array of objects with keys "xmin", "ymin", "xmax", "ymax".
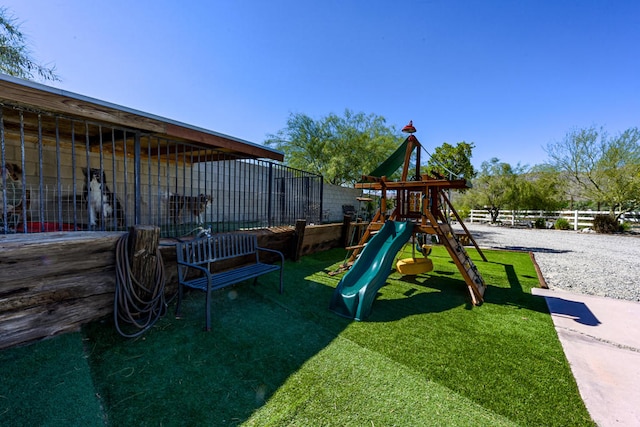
[
  {"xmin": 0, "ymin": 7, "xmax": 59, "ymax": 81},
  {"xmin": 462, "ymin": 158, "xmax": 521, "ymax": 223},
  {"xmin": 598, "ymin": 128, "xmax": 640, "ymax": 216},
  {"xmin": 545, "ymin": 125, "xmax": 607, "ymax": 208},
  {"xmin": 264, "ymin": 110, "xmax": 401, "ymax": 185},
  {"xmin": 426, "ymin": 141, "xmax": 476, "ymax": 182},
  {"xmin": 517, "ymin": 164, "xmax": 566, "ymax": 211},
  {"xmin": 545, "ymin": 126, "xmax": 640, "ymax": 217},
  {"xmin": 458, "ymin": 162, "xmax": 566, "ymax": 221}
]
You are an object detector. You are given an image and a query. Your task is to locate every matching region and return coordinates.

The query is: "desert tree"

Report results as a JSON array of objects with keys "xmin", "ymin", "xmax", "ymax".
[
  {"xmin": 462, "ymin": 158, "xmax": 522, "ymax": 223},
  {"xmin": 0, "ymin": 7, "xmax": 59, "ymax": 81},
  {"xmin": 546, "ymin": 126, "xmax": 640, "ymax": 218},
  {"xmin": 264, "ymin": 110, "xmax": 401, "ymax": 186},
  {"xmin": 516, "ymin": 164, "xmax": 566, "ymax": 211},
  {"xmin": 426, "ymin": 141, "xmax": 476, "ymax": 182}
]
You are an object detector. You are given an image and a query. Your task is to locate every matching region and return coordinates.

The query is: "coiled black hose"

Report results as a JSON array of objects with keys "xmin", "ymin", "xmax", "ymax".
[{"xmin": 114, "ymin": 233, "xmax": 167, "ymax": 338}]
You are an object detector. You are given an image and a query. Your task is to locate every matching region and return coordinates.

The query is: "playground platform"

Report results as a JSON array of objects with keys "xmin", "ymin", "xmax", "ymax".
[{"xmin": 532, "ymin": 288, "xmax": 640, "ymax": 427}]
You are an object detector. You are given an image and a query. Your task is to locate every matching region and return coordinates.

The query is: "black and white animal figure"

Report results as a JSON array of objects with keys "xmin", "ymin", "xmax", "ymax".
[
  {"xmin": 167, "ymin": 193, "xmax": 212, "ymax": 224},
  {"xmin": 82, "ymin": 167, "xmax": 124, "ymax": 228}
]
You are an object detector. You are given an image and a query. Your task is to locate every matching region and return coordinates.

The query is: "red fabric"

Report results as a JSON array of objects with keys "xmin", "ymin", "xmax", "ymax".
[{"xmin": 17, "ymin": 222, "xmax": 79, "ymax": 233}]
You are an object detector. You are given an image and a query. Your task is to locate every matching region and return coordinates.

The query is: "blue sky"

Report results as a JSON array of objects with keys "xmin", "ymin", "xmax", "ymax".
[{"xmin": 4, "ymin": 1, "xmax": 639, "ymax": 169}]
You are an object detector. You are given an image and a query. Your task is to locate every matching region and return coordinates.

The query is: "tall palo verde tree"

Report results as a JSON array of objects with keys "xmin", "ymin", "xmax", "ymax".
[{"xmin": 265, "ymin": 109, "xmax": 401, "ymax": 186}]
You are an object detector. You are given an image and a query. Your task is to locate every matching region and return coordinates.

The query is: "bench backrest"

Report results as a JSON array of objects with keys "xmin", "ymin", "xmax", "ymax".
[{"xmin": 176, "ymin": 233, "xmax": 259, "ymax": 265}]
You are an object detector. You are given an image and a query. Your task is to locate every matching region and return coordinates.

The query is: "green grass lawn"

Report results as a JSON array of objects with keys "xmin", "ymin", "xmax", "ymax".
[{"xmin": 0, "ymin": 246, "xmax": 594, "ymax": 426}]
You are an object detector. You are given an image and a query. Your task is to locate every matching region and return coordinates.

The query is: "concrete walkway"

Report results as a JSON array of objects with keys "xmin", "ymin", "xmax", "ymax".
[{"xmin": 532, "ymin": 288, "xmax": 640, "ymax": 427}]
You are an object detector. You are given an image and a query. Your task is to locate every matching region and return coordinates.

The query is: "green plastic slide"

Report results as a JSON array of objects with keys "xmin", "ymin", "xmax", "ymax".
[{"xmin": 329, "ymin": 221, "xmax": 413, "ymax": 320}]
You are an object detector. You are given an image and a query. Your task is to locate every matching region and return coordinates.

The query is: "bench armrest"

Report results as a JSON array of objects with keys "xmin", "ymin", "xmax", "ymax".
[
  {"xmin": 177, "ymin": 260, "xmax": 212, "ymax": 282},
  {"xmin": 256, "ymin": 247, "xmax": 285, "ymax": 294},
  {"xmin": 256, "ymin": 246, "xmax": 285, "ymax": 266}
]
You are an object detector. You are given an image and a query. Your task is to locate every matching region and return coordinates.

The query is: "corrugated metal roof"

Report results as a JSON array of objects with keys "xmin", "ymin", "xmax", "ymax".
[{"xmin": 0, "ymin": 73, "xmax": 284, "ymax": 161}]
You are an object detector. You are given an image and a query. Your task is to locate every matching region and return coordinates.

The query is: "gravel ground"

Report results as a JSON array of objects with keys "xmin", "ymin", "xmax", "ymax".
[{"xmin": 456, "ymin": 223, "xmax": 640, "ymax": 302}]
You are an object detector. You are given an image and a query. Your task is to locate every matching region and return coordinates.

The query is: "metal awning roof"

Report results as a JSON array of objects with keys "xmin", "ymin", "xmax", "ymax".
[{"xmin": 0, "ymin": 74, "xmax": 284, "ymax": 161}]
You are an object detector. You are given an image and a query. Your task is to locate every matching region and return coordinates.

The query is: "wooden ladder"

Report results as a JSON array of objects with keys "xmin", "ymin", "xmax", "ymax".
[{"xmin": 423, "ymin": 210, "xmax": 487, "ymax": 305}]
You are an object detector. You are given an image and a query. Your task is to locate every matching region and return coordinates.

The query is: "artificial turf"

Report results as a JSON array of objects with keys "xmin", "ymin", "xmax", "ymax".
[
  {"xmin": 0, "ymin": 331, "xmax": 104, "ymax": 426},
  {"xmin": 0, "ymin": 246, "xmax": 595, "ymax": 426}
]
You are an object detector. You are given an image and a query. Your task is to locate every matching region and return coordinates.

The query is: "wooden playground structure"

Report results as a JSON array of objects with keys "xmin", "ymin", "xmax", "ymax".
[{"xmin": 344, "ymin": 122, "xmax": 487, "ymax": 305}]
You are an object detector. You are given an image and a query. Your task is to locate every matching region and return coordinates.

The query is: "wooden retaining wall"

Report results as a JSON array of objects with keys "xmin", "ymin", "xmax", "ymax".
[
  {"xmin": 0, "ymin": 232, "xmax": 121, "ymax": 350},
  {"xmin": 0, "ymin": 222, "xmax": 345, "ymax": 350}
]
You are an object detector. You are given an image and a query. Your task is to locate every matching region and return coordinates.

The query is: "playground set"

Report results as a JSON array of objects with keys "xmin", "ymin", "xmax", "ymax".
[{"xmin": 329, "ymin": 122, "xmax": 488, "ymax": 320}]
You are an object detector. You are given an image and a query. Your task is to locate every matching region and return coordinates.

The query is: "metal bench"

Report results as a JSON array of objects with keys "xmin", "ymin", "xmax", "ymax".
[{"xmin": 175, "ymin": 233, "xmax": 284, "ymax": 331}]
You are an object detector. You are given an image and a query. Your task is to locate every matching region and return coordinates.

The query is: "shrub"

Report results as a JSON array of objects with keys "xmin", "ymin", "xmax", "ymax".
[
  {"xmin": 457, "ymin": 208, "xmax": 470, "ymax": 219},
  {"xmin": 592, "ymin": 214, "xmax": 620, "ymax": 233},
  {"xmin": 554, "ymin": 218, "xmax": 571, "ymax": 230},
  {"xmin": 533, "ymin": 218, "xmax": 546, "ymax": 229}
]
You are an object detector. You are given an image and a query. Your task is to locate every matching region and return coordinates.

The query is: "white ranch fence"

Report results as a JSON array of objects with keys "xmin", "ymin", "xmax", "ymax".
[{"xmin": 468, "ymin": 209, "xmax": 640, "ymax": 230}]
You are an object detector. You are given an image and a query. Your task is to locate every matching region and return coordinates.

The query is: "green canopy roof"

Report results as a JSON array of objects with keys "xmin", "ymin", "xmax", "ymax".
[{"xmin": 365, "ymin": 137, "xmax": 410, "ymax": 179}]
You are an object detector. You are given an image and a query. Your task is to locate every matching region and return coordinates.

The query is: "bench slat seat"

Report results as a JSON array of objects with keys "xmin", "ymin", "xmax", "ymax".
[
  {"xmin": 182, "ymin": 263, "xmax": 282, "ymax": 292},
  {"xmin": 175, "ymin": 233, "xmax": 284, "ymax": 331}
]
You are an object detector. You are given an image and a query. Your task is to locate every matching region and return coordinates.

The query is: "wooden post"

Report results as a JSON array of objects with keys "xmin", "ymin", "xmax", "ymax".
[
  {"xmin": 128, "ymin": 225, "xmax": 160, "ymax": 290},
  {"xmin": 341, "ymin": 215, "xmax": 352, "ymax": 248},
  {"xmin": 293, "ymin": 219, "xmax": 306, "ymax": 261}
]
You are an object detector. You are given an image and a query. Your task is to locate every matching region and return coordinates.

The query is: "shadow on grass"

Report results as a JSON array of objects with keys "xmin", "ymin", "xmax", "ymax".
[
  {"xmin": 83, "ymin": 251, "xmax": 351, "ymax": 426},
  {"xmin": 481, "ymin": 262, "xmax": 551, "ymax": 315},
  {"xmin": 78, "ymin": 247, "xmax": 592, "ymax": 426},
  {"xmin": 366, "ymin": 275, "xmax": 474, "ymax": 322},
  {"xmin": 360, "ymin": 260, "xmax": 552, "ymax": 322}
]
